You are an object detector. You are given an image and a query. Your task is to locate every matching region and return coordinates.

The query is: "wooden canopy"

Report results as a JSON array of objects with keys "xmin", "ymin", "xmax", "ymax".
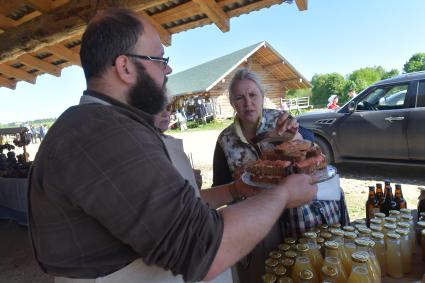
[{"xmin": 0, "ymin": 0, "xmax": 308, "ymax": 90}]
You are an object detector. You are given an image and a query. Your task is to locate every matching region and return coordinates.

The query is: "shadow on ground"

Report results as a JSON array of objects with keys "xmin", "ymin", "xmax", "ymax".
[{"xmin": 336, "ymin": 163, "xmax": 425, "ymax": 186}]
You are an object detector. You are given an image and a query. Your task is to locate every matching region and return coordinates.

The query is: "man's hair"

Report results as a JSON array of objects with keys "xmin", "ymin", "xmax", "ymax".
[
  {"xmin": 228, "ymin": 68, "xmax": 265, "ymax": 100},
  {"xmin": 80, "ymin": 8, "xmax": 144, "ymax": 80}
]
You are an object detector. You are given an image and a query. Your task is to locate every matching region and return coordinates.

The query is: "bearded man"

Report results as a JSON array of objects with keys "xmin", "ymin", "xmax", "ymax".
[{"xmin": 28, "ymin": 8, "xmax": 316, "ymax": 283}]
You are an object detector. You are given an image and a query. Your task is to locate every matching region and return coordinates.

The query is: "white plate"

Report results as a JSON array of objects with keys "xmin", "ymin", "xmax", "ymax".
[{"xmin": 241, "ymin": 165, "xmax": 337, "ymax": 189}]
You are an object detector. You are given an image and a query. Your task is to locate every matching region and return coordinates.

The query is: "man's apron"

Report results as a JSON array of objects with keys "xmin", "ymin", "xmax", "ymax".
[{"xmin": 55, "ymin": 130, "xmax": 232, "ymax": 283}]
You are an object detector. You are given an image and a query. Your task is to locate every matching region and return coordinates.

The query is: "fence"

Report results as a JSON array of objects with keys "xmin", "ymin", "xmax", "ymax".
[{"xmin": 281, "ymin": 96, "xmax": 311, "ymax": 115}]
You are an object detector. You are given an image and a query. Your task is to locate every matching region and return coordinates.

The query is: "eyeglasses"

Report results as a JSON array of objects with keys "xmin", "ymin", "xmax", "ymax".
[{"xmin": 125, "ymin": 53, "xmax": 169, "ymax": 70}]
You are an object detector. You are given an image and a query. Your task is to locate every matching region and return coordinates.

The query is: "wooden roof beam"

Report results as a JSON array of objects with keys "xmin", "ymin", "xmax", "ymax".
[
  {"xmin": 44, "ymin": 45, "xmax": 81, "ymax": 65},
  {"xmin": 0, "ymin": 75, "xmax": 17, "ymax": 90},
  {"xmin": 264, "ymin": 60, "xmax": 284, "ymax": 70},
  {"xmin": 295, "ymin": 0, "xmax": 308, "ymax": 11},
  {"xmin": 0, "ymin": 0, "xmax": 163, "ymax": 64},
  {"xmin": 0, "ymin": 14, "xmax": 18, "ymax": 30},
  {"xmin": 25, "ymin": 0, "xmax": 71, "ymax": 12},
  {"xmin": 0, "ymin": 64, "xmax": 36, "ymax": 84},
  {"xmin": 138, "ymin": 11, "xmax": 171, "ymax": 46},
  {"xmin": 19, "ymin": 54, "xmax": 61, "ymax": 77},
  {"xmin": 192, "ymin": 0, "xmax": 229, "ymax": 32}
]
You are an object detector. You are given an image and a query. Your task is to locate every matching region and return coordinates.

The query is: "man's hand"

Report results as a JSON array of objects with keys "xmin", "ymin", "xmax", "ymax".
[
  {"xmin": 273, "ymin": 173, "xmax": 317, "ymax": 208},
  {"xmin": 233, "ymin": 178, "xmax": 262, "ymax": 199}
]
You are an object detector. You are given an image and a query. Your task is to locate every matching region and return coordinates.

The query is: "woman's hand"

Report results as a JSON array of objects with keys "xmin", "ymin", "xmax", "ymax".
[{"xmin": 276, "ymin": 112, "xmax": 299, "ymax": 135}]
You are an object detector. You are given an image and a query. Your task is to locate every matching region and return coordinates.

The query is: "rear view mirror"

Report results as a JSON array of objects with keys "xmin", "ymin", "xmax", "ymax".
[{"xmin": 348, "ymin": 101, "xmax": 356, "ymax": 112}]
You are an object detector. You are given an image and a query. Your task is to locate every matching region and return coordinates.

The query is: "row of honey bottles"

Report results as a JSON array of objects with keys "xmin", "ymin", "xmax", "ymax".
[
  {"xmin": 365, "ymin": 180, "xmax": 407, "ymax": 226},
  {"xmin": 261, "ymin": 213, "xmax": 422, "ymax": 283}
]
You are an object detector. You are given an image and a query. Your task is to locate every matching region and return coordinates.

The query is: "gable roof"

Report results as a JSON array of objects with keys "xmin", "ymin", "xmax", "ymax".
[
  {"xmin": 167, "ymin": 41, "xmax": 311, "ymax": 97},
  {"xmin": 0, "ymin": 0, "xmax": 308, "ymax": 90}
]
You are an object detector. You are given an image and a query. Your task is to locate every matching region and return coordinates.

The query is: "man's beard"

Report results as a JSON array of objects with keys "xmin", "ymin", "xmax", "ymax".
[{"xmin": 127, "ymin": 62, "xmax": 168, "ymax": 115}]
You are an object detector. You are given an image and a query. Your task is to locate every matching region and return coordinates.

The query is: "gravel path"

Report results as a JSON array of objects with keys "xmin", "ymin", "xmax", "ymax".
[{"xmin": 2, "ymin": 129, "xmax": 424, "ymax": 282}]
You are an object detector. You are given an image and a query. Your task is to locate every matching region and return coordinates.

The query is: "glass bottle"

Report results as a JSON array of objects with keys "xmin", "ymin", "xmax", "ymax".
[
  {"xmin": 358, "ymin": 227, "xmax": 372, "ymax": 239},
  {"xmin": 394, "ymin": 184, "xmax": 407, "ymax": 210},
  {"xmin": 371, "ymin": 232, "xmax": 386, "ymax": 277},
  {"xmin": 375, "ymin": 183, "xmax": 384, "ymax": 210},
  {"xmin": 343, "ymin": 232, "xmax": 358, "ymax": 262},
  {"xmin": 278, "ymin": 277, "xmax": 294, "ymax": 283},
  {"xmin": 400, "ymin": 208, "xmax": 411, "ymax": 216},
  {"xmin": 320, "ymin": 265, "xmax": 337, "ymax": 283},
  {"xmin": 370, "ymin": 218, "xmax": 383, "ymax": 228},
  {"xmin": 386, "ymin": 233, "xmax": 403, "ymax": 278},
  {"xmin": 382, "ymin": 180, "xmax": 397, "ymax": 216},
  {"xmin": 270, "ymin": 250, "xmax": 283, "ymax": 259},
  {"xmin": 320, "ymin": 224, "xmax": 329, "ymax": 233},
  {"xmin": 400, "ymin": 215, "xmax": 415, "ymax": 251},
  {"xmin": 320, "ymin": 232, "xmax": 332, "ymax": 242},
  {"xmin": 383, "ymin": 223, "xmax": 396, "ymax": 237},
  {"xmin": 302, "ymin": 232, "xmax": 323, "ymax": 274},
  {"xmin": 366, "ymin": 186, "xmax": 380, "ymax": 226},
  {"xmin": 284, "ymin": 237, "xmax": 297, "ymax": 250},
  {"xmin": 395, "ymin": 228, "xmax": 412, "ymax": 274},
  {"xmin": 343, "ymin": 225, "xmax": 355, "ymax": 233},
  {"xmin": 262, "ymin": 273, "xmax": 277, "ymax": 283},
  {"xmin": 329, "ymin": 229, "xmax": 350, "ymax": 274},
  {"xmin": 347, "ymin": 252, "xmax": 373, "ymax": 283},
  {"xmin": 278, "ymin": 243, "xmax": 291, "ymax": 253},
  {"xmin": 416, "ymin": 221, "xmax": 425, "ymax": 245},
  {"xmin": 292, "ymin": 256, "xmax": 317, "ymax": 283},
  {"xmin": 354, "ymin": 239, "xmax": 380, "ymax": 283},
  {"xmin": 273, "ymin": 265, "xmax": 288, "ymax": 278},
  {"xmin": 323, "ymin": 241, "xmax": 348, "ymax": 283},
  {"xmin": 265, "ymin": 258, "xmax": 279, "ymax": 274},
  {"xmin": 298, "ymin": 269, "xmax": 315, "ymax": 283},
  {"xmin": 389, "ymin": 210, "xmax": 401, "ymax": 222},
  {"xmin": 280, "ymin": 258, "xmax": 295, "ymax": 276},
  {"xmin": 316, "ymin": 237, "xmax": 325, "ymax": 257}
]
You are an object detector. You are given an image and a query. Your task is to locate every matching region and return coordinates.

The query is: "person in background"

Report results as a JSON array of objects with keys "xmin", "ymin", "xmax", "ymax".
[
  {"xmin": 30, "ymin": 125, "xmax": 37, "ymax": 144},
  {"xmin": 28, "ymin": 8, "xmax": 317, "ymax": 283},
  {"xmin": 213, "ymin": 68, "xmax": 349, "ymax": 283},
  {"xmin": 348, "ymin": 89, "xmax": 357, "ymax": 98},
  {"xmin": 175, "ymin": 109, "xmax": 188, "ymax": 131},
  {"xmin": 327, "ymin": 94, "xmax": 339, "ymax": 110}
]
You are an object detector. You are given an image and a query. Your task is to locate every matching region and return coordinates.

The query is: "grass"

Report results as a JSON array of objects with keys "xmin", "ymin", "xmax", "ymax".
[{"xmin": 167, "ymin": 118, "xmax": 233, "ymax": 133}]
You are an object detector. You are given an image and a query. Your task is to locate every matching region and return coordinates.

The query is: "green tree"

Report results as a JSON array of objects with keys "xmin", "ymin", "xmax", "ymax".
[
  {"xmin": 403, "ymin": 53, "xmax": 425, "ymax": 73},
  {"xmin": 311, "ymin": 73, "xmax": 345, "ymax": 107},
  {"xmin": 382, "ymin": 69, "xmax": 400, "ymax": 80},
  {"xmin": 286, "ymin": 88, "xmax": 312, "ymax": 98},
  {"xmin": 347, "ymin": 67, "xmax": 383, "ymax": 91}
]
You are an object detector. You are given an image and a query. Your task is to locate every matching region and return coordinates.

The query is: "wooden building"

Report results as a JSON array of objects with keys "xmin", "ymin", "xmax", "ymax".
[
  {"xmin": 0, "ymin": 0, "xmax": 308, "ymax": 90},
  {"xmin": 167, "ymin": 41, "xmax": 311, "ymax": 119}
]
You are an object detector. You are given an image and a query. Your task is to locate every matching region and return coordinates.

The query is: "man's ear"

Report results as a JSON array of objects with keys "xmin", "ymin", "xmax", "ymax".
[{"xmin": 114, "ymin": 55, "xmax": 136, "ymax": 84}]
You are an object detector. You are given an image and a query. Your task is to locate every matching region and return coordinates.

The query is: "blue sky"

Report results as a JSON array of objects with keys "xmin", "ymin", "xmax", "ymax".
[{"xmin": 1, "ymin": 0, "xmax": 424, "ymax": 123}]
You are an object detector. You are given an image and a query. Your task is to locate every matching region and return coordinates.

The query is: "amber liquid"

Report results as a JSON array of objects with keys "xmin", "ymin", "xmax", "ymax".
[
  {"xmin": 386, "ymin": 239, "xmax": 403, "ymax": 278},
  {"xmin": 292, "ymin": 257, "xmax": 318, "ymax": 283},
  {"xmin": 347, "ymin": 266, "xmax": 372, "ymax": 283}
]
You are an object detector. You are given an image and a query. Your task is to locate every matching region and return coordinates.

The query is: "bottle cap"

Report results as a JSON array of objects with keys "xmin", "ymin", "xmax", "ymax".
[
  {"xmin": 273, "ymin": 265, "xmax": 287, "ymax": 276},
  {"xmin": 262, "ymin": 273, "xmax": 277, "ymax": 283},
  {"xmin": 389, "ymin": 210, "xmax": 400, "ymax": 215},
  {"xmin": 385, "ymin": 217, "xmax": 397, "ymax": 223},
  {"xmin": 354, "ymin": 238, "xmax": 370, "ymax": 247},
  {"xmin": 283, "ymin": 237, "xmax": 296, "ymax": 245},
  {"xmin": 329, "ymin": 228, "xmax": 344, "ymax": 237},
  {"xmin": 383, "ymin": 223, "xmax": 397, "ymax": 230},
  {"xmin": 265, "ymin": 258, "xmax": 279, "ymax": 267},
  {"xmin": 387, "ymin": 232, "xmax": 401, "ymax": 239},
  {"xmin": 277, "ymin": 277, "xmax": 293, "ymax": 283},
  {"xmin": 283, "ymin": 251, "xmax": 298, "ymax": 259},
  {"xmin": 295, "ymin": 243, "xmax": 309, "ymax": 252},
  {"xmin": 269, "ymin": 250, "xmax": 282, "ymax": 259},
  {"xmin": 278, "ymin": 243, "xmax": 291, "ymax": 252},
  {"xmin": 397, "ymin": 222, "xmax": 410, "ymax": 229},
  {"xmin": 351, "ymin": 251, "xmax": 369, "ymax": 263},
  {"xmin": 417, "ymin": 221, "xmax": 425, "ymax": 228},
  {"xmin": 374, "ymin": 212, "xmax": 386, "ymax": 219},
  {"xmin": 343, "ymin": 225, "xmax": 355, "ymax": 232},
  {"xmin": 321, "ymin": 265, "xmax": 337, "ymax": 278},
  {"xmin": 370, "ymin": 224, "xmax": 383, "ymax": 232},
  {"xmin": 400, "ymin": 208, "xmax": 411, "ymax": 215},
  {"xmin": 324, "ymin": 240, "xmax": 339, "ymax": 249},
  {"xmin": 299, "ymin": 270, "xmax": 314, "ymax": 280},
  {"xmin": 344, "ymin": 232, "xmax": 357, "ymax": 239},
  {"xmin": 303, "ymin": 232, "xmax": 317, "ymax": 239},
  {"xmin": 281, "ymin": 258, "xmax": 295, "ymax": 268},
  {"xmin": 395, "ymin": 228, "xmax": 409, "ymax": 236},
  {"xmin": 371, "ymin": 232, "xmax": 384, "ymax": 239},
  {"xmin": 320, "ymin": 232, "xmax": 332, "ymax": 240}
]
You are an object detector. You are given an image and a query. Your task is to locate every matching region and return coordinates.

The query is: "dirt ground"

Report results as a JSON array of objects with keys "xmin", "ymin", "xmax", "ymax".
[{"xmin": 2, "ymin": 129, "xmax": 425, "ymax": 282}]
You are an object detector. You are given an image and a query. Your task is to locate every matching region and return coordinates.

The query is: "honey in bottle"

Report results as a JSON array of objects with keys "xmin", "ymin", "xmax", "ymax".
[
  {"xmin": 323, "ymin": 241, "xmax": 348, "ymax": 283},
  {"xmin": 386, "ymin": 233, "xmax": 403, "ymax": 278},
  {"xmin": 347, "ymin": 252, "xmax": 373, "ymax": 283},
  {"xmin": 371, "ymin": 232, "xmax": 386, "ymax": 277},
  {"xmin": 320, "ymin": 265, "xmax": 337, "ymax": 283},
  {"xmin": 395, "ymin": 228, "xmax": 412, "ymax": 274},
  {"xmin": 291, "ymin": 256, "xmax": 317, "ymax": 283}
]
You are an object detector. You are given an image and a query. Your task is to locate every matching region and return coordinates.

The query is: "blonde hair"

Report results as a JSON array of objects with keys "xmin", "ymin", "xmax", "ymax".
[{"xmin": 228, "ymin": 68, "xmax": 265, "ymax": 101}]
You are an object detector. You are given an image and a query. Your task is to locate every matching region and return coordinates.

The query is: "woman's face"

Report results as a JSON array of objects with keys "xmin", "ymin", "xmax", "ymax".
[
  {"xmin": 230, "ymin": 79, "xmax": 264, "ymax": 125},
  {"xmin": 154, "ymin": 106, "xmax": 171, "ymax": 132}
]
